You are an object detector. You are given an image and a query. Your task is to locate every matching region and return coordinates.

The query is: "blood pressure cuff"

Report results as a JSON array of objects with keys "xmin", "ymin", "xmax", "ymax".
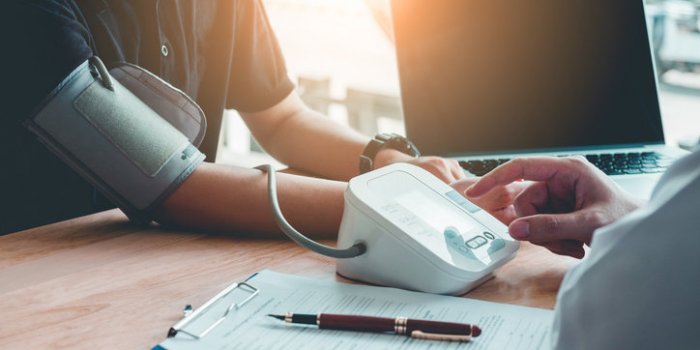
[{"xmin": 24, "ymin": 56, "xmax": 206, "ymax": 224}]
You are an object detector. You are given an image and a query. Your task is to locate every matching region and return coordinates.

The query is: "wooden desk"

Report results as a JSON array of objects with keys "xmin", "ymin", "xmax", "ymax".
[{"xmin": 0, "ymin": 209, "xmax": 577, "ymax": 349}]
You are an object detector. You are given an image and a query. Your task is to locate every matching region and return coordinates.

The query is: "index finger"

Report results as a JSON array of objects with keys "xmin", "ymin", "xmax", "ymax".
[{"xmin": 466, "ymin": 157, "xmax": 572, "ymax": 197}]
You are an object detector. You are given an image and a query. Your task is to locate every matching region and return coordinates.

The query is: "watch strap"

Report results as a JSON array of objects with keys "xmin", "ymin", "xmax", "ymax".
[{"xmin": 359, "ymin": 133, "xmax": 420, "ymax": 174}]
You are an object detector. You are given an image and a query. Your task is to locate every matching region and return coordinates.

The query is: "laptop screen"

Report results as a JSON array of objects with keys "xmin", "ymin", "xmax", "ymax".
[{"xmin": 392, "ymin": 0, "xmax": 665, "ymax": 156}]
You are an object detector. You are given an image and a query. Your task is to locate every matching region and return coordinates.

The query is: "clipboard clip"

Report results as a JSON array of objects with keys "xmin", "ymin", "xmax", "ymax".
[{"xmin": 167, "ymin": 281, "xmax": 259, "ymax": 339}]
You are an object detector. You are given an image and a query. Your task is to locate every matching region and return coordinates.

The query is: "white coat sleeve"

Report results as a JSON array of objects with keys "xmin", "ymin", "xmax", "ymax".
[{"xmin": 552, "ymin": 149, "xmax": 700, "ymax": 350}]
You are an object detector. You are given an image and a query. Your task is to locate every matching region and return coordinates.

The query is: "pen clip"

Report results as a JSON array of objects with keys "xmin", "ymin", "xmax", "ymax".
[{"xmin": 410, "ymin": 330, "xmax": 472, "ymax": 342}]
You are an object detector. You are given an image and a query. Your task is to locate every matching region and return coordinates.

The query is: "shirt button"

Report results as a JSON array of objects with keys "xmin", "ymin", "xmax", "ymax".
[{"xmin": 161, "ymin": 44, "xmax": 169, "ymax": 57}]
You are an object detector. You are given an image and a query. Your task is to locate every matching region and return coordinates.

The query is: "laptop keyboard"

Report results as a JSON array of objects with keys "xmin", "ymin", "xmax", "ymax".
[{"xmin": 458, "ymin": 152, "xmax": 673, "ymax": 177}]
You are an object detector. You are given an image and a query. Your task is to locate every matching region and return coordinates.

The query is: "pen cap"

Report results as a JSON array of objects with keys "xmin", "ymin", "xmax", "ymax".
[{"xmin": 407, "ymin": 319, "xmax": 480, "ymax": 336}]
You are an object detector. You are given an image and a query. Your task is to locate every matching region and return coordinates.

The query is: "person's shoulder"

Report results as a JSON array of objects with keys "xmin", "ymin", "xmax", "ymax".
[
  {"xmin": 4, "ymin": 0, "xmax": 90, "ymax": 50},
  {"xmin": 6, "ymin": 0, "xmax": 80, "ymax": 20},
  {"xmin": 4, "ymin": 0, "xmax": 92, "ymax": 121}
]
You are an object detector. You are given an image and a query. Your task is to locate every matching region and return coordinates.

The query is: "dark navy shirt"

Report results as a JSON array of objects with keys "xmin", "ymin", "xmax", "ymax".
[{"xmin": 1, "ymin": 0, "xmax": 294, "ymax": 234}]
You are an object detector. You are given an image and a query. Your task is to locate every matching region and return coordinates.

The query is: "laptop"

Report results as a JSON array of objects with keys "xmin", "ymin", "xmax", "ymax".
[{"xmin": 391, "ymin": 0, "xmax": 688, "ymax": 198}]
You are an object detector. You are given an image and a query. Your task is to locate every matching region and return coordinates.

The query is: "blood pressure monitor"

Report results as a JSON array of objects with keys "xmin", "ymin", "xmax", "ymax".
[
  {"xmin": 336, "ymin": 163, "xmax": 518, "ymax": 295},
  {"xmin": 259, "ymin": 162, "xmax": 518, "ymax": 296}
]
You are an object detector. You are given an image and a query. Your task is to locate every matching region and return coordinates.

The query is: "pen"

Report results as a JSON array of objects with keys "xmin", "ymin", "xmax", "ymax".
[{"xmin": 267, "ymin": 313, "xmax": 481, "ymax": 342}]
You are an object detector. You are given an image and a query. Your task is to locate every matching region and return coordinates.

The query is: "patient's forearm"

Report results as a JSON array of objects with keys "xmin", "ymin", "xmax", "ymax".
[
  {"xmin": 153, "ymin": 162, "xmax": 346, "ymax": 239},
  {"xmin": 241, "ymin": 93, "xmax": 369, "ymax": 182}
]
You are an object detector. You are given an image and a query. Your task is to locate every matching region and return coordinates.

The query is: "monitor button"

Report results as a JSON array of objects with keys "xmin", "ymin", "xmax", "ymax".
[
  {"xmin": 466, "ymin": 236, "xmax": 487, "ymax": 249},
  {"xmin": 487, "ymin": 239, "xmax": 506, "ymax": 254}
]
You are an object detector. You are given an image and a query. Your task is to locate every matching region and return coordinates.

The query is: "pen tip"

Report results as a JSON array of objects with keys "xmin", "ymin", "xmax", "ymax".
[
  {"xmin": 472, "ymin": 325, "xmax": 481, "ymax": 337},
  {"xmin": 267, "ymin": 314, "xmax": 285, "ymax": 321}
]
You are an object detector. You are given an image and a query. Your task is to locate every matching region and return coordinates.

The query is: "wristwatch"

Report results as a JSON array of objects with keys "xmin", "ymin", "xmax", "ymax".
[{"xmin": 359, "ymin": 133, "xmax": 421, "ymax": 174}]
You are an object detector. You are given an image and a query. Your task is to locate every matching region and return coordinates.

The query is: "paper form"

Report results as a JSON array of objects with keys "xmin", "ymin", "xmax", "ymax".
[{"xmin": 157, "ymin": 270, "xmax": 553, "ymax": 350}]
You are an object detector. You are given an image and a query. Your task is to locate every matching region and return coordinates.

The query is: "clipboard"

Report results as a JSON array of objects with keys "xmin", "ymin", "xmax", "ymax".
[
  {"xmin": 165, "ymin": 273, "xmax": 260, "ymax": 340},
  {"xmin": 152, "ymin": 270, "xmax": 553, "ymax": 350}
]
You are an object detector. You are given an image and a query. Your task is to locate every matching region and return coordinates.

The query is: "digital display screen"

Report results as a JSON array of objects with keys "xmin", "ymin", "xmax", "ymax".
[{"xmin": 394, "ymin": 191, "xmax": 476, "ymax": 237}]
